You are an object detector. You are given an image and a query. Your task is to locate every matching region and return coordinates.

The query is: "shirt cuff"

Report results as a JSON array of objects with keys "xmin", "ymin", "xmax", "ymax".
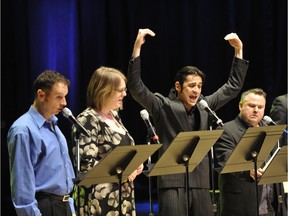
[{"xmin": 129, "ymin": 56, "xmax": 140, "ymax": 64}]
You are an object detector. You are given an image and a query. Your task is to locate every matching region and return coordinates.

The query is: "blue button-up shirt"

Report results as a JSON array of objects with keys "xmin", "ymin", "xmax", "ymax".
[{"xmin": 7, "ymin": 106, "xmax": 75, "ymax": 216}]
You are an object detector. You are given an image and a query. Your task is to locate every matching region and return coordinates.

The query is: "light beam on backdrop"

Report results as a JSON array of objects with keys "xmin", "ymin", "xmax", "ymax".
[{"xmin": 28, "ymin": 1, "xmax": 80, "ymax": 112}]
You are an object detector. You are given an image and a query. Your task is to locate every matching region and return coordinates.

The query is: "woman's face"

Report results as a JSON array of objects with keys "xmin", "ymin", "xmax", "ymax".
[{"xmin": 106, "ymin": 78, "xmax": 127, "ymax": 111}]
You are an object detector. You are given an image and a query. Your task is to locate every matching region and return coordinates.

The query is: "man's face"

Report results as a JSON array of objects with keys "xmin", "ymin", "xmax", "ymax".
[
  {"xmin": 239, "ymin": 93, "xmax": 266, "ymax": 127},
  {"xmin": 42, "ymin": 82, "xmax": 68, "ymax": 116},
  {"xmin": 176, "ymin": 74, "xmax": 202, "ymax": 111}
]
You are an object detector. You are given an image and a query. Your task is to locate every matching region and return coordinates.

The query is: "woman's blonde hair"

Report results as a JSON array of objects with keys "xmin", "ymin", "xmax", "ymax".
[{"xmin": 87, "ymin": 66, "xmax": 127, "ymax": 110}]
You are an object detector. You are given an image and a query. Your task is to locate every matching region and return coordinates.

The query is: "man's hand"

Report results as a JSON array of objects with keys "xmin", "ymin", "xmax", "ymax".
[
  {"xmin": 132, "ymin": 29, "xmax": 156, "ymax": 58},
  {"xmin": 250, "ymin": 168, "xmax": 264, "ymax": 181},
  {"xmin": 224, "ymin": 32, "xmax": 243, "ymax": 59}
]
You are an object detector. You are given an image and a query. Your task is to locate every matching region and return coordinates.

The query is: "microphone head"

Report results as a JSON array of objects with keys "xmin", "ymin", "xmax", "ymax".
[
  {"xmin": 263, "ymin": 115, "xmax": 276, "ymax": 125},
  {"xmin": 199, "ymin": 99, "xmax": 208, "ymax": 109},
  {"xmin": 140, "ymin": 109, "xmax": 149, "ymax": 120},
  {"xmin": 62, "ymin": 107, "xmax": 72, "ymax": 118}
]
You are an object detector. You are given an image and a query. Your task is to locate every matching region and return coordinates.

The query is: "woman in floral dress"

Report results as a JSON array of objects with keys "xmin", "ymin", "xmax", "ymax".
[{"xmin": 72, "ymin": 66, "xmax": 143, "ymax": 216}]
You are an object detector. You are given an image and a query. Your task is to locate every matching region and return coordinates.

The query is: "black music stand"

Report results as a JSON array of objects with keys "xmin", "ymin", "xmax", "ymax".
[
  {"xmin": 258, "ymin": 145, "xmax": 288, "ymax": 185},
  {"xmin": 146, "ymin": 130, "xmax": 224, "ymax": 216},
  {"xmin": 76, "ymin": 144, "xmax": 162, "ymax": 215},
  {"xmin": 220, "ymin": 125, "xmax": 287, "ymax": 216}
]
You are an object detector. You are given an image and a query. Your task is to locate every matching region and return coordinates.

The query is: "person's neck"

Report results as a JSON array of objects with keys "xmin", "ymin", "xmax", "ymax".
[
  {"xmin": 98, "ymin": 110, "xmax": 113, "ymax": 119},
  {"xmin": 33, "ymin": 101, "xmax": 51, "ymax": 121},
  {"xmin": 98, "ymin": 109, "xmax": 122, "ymax": 129}
]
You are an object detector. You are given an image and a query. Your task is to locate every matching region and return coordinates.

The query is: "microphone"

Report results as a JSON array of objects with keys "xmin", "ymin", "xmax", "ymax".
[
  {"xmin": 263, "ymin": 115, "xmax": 277, "ymax": 125},
  {"xmin": 140, "ymin": 109, "xmax": 160, "ymax": 144},
  {"xmin": 199, "ymin": 99, "xmax": 224, "ymax": 127},
  {"xmin": 62, "ymin": 107, "xmax": 91, "ymax": 137}
]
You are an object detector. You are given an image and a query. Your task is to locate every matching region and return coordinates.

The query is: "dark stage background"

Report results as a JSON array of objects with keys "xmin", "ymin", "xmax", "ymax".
[{"xmin": 1, "ymin": 0, "xmax": 287, "ymax": 215}]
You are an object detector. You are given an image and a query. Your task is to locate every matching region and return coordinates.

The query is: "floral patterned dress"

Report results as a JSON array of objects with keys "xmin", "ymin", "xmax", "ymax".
[{"xmin": 72, "ymin": 107, "xmax": 136, "ymax": 216}]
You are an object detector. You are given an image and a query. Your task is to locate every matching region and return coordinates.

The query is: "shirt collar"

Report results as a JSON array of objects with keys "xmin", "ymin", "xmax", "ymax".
[
  {"xmin": 29, "ymin": 105, "xmax": 58, "ymax": 128},
  {"xmin": 237, "ymin": 114, "xmax": 266, "ymax": 127},
  {"xmin": 187, "ymin": 105, "xmax": 197, "ymax": 115}
]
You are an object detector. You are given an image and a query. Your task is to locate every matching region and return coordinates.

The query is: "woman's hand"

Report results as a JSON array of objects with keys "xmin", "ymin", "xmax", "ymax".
[{"xmin": 128, "ymin": 163, "xmax": 144, "ymax": 182}]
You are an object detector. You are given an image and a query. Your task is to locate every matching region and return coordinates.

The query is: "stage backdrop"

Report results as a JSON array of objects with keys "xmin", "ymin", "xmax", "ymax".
[{"xmin": 2, "ymin": 0, "xmax": 287, "ymax": 215}]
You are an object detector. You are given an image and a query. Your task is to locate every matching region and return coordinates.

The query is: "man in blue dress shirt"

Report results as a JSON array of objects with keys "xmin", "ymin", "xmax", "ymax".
[{"xmin": 7, "ymin": 70, "xmax": 76, "ymax": 216}]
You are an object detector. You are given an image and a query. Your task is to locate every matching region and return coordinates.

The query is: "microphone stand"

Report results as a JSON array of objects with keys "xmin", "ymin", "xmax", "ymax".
[
  {"xmin": 74, "ymin": 131, "xmax": 81, "ymax": 216},
  {"xmin": 146, "ymin": 133, "xmax": 155, "ymax": 216},
  {"xmin": 208, "ymin": 114, "xmax": 218, "ymax": 215}
]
